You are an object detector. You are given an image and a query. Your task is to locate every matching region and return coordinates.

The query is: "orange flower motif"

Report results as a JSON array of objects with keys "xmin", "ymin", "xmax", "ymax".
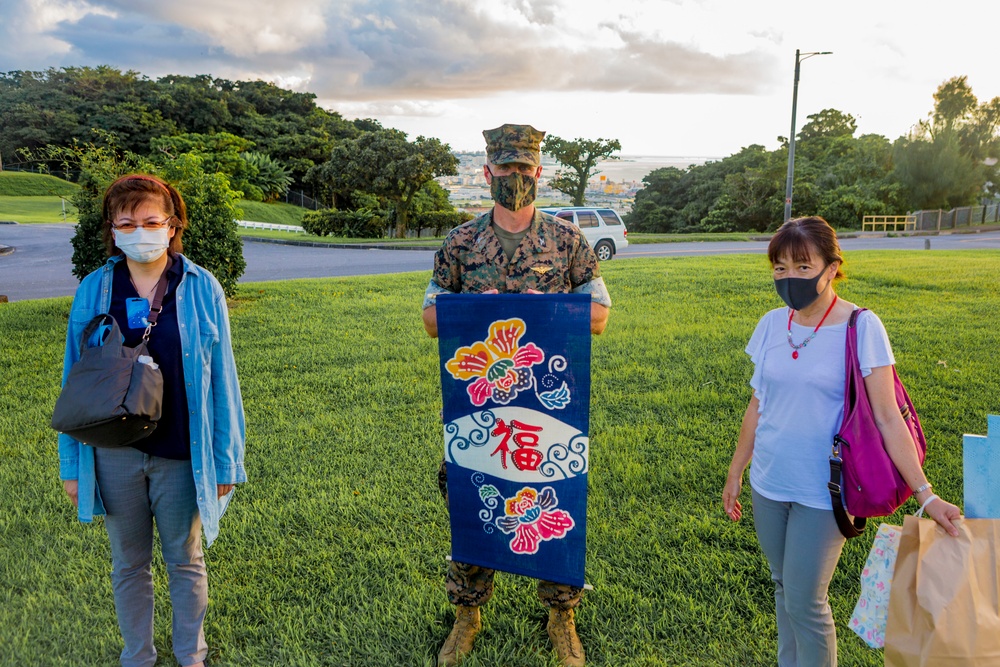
[
  {"xmin": 445, "ymin": 319, "xmax": 545, "ymax": 407},
  {"xmin": 505, "ymin": 488, "xmax": 538, "ymax": 517}
]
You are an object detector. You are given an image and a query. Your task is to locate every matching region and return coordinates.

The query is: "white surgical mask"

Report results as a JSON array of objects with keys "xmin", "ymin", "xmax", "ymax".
[{"xmin": 113, "ymin": 227, "xmax": 170, "ymax": 263}]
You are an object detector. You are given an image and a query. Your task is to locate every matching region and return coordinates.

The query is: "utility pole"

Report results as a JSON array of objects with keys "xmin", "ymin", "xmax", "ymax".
[{"xmin": 784, "ymin": 49, "xmax": 832, "ymax": 222}]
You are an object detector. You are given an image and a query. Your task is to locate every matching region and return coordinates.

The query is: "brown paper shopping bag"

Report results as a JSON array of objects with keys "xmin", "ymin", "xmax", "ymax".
[{"xmin": 884, "ymin": 515, "xmax": 1000, "ymax": 667}]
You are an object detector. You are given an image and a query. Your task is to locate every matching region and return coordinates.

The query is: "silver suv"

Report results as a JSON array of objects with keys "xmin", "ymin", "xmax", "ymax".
[{"xmin": 539, "ymin": 207, "xmax": 629, "ymax": 261}]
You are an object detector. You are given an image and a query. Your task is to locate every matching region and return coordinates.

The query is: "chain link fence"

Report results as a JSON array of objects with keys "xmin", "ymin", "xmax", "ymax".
[{"xmin": 283, "ymin": 190, "xmax": 321, "ymax": 210}]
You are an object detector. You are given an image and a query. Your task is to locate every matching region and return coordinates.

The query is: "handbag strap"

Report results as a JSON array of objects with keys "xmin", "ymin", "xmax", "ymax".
[
  {"xmin": 829, "ymin": 441, "xmax": 868, "ymax": 537},
  {"xmin": 141, "ymin": 254, "xmax": 173, "ymax": 344},
  {"xmin": 829, "ymin": 307, "xmax": 869, "ymax": 538}
]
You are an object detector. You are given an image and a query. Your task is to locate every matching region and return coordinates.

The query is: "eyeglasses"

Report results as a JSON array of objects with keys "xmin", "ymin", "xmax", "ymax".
[{"xmin": 112, "ymin": 217, "xmax": 174, "ymax": 233}]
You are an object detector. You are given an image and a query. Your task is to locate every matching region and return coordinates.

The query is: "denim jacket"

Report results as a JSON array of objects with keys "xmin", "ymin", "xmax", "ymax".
[{"xmin": 58, "ymin": 254, "xmax": 247, "ymax": 546}]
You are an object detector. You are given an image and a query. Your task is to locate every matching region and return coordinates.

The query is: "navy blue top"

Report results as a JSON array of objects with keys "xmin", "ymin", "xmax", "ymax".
[{"xmin": 109, "ymin": 254, "xmax": 190, "ymax": 460}]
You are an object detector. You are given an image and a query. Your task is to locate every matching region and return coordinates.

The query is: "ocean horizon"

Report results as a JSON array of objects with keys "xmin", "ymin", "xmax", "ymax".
[{"xmin": 573, "ymin": 154, "xmax": 721, "ymax": 184}]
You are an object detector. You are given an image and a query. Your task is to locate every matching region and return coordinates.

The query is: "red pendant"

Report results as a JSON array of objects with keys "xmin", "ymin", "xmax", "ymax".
[{"xmin": 792, "ymin": 350, "xmax": 799, "ymax": 360}]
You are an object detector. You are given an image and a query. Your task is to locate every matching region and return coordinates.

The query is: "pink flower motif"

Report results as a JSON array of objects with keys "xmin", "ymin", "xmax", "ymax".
[
  {"xmin": 513, "ymin": 343, "xmax": 544, "ymax": 367},
  {"xmin": 496, "ymin": 487, "xmax": 575, "ymax": 555},
  {"xmin": 468, "ymin": 378, "xmax": 493, "ymax": 406}
]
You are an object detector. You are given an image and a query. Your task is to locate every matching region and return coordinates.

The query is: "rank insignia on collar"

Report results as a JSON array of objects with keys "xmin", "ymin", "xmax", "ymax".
[{"xmin": 531, "ymin": 266, "xmax": 553, "ymax": 275}]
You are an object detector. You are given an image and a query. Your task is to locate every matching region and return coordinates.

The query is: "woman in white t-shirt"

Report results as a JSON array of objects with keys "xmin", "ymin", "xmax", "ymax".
[{"xmin": 722, "ymin": 216, "xmax": 960, "ymax": 667}]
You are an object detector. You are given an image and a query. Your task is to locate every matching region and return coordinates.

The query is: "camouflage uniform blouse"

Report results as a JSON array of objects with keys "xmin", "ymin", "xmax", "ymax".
[{"xmin": 422, "ymin": 208, "xmax": 612, "ymax": 308}]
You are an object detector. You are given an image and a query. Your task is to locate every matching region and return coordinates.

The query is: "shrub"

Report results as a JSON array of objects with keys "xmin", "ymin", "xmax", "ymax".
[
  {"xmin": 411, "ymin": 210, "xmax": 474, "ymax": 236},
  {"xmin": 66, "ymin": 145, "xmax": 154, "ymax": 282},
  {"xmin": 301, "ymin": 208, "xmax": 388, "ymax": 238},
  {"xmin": 161, "ymin": 153, "xmax": 246, "ymax": 297},
  {"xmin": 242, "ymin": 151, "xmax": 293, "ymax": 202},
  {"xmin": 50, "ymin": 138, "xmax": 245, "ymax": 296}
]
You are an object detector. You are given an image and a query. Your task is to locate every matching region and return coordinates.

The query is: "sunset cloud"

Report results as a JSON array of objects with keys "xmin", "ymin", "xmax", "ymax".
[
  {"xmin": 3, "ymin": 0, "xmax": 995, "ymax": 156},
  {"xmin": 0, "ymin": 0, "xmax": 775, "ymax": 100}
]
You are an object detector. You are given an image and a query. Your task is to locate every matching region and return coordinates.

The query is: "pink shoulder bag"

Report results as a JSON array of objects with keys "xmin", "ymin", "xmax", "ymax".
[{"xmin": 828, "ymin": 308, "xmax": 927, "ymax": 538}]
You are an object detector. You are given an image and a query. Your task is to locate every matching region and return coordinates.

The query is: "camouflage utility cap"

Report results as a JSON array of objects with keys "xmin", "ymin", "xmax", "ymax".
[{"xmin": 483, "ymin": 124, "xmax": 545, "ymax": 166}]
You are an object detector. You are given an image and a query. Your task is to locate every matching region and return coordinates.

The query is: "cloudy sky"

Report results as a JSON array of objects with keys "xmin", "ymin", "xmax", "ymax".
[{"xmin": 3, "ymin": 0, "xmax": 999, "ymax": 158}]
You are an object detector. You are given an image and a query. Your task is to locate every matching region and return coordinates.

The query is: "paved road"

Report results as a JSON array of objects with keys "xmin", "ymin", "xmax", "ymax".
[
  {"xmin": 2, "ymin": 223, "xmax": 998, "ymax": 302},
  {"xmin": 0, "ymin": 225, "xmax": 438, "ymax": 301},
  {"xmin": 622, "ymin": 230, "xmax": 1000, "ymax": 257}
]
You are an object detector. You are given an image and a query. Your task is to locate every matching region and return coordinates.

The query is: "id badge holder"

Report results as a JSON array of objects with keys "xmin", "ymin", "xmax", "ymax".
[{"xmin": 126, "ymin": 298, "xmax": 151, "ymax": 329}]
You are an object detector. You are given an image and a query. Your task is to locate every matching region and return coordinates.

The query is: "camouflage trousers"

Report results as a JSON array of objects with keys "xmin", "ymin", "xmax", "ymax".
[{"xmin": 438, "ymin": 459, "xmax": 584, "ymax": 610}]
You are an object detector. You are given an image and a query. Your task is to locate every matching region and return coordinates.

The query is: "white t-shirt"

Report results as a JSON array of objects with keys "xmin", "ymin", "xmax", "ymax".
[{"xmin": 746, "ymin": 307, "xmax": 895, "ymax": 509}]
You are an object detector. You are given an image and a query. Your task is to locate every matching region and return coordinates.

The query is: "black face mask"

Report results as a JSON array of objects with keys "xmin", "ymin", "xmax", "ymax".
[{"xmin": 774, "ymin": 269, "xmax": 828, "ymax": 310}]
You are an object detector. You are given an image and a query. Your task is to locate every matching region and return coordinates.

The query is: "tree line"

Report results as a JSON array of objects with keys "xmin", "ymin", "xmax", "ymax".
[
  {"xmin": 7, "ymin": 67, "xmax": 994, "ymax": 244},
  {"xmin": 1, "ymin": 66, "xmax": 472, "ymax": 287},
  {"xmin": 625, "ymin": 77, "xmax": 1000, "ymax": 233},
  {"xmin": 0, "ymin": 66, "xmax": 464, "ymax": 234},
  {"xmin": 0, "ymin": 67, "xmax": 358, "ymax": 193}
]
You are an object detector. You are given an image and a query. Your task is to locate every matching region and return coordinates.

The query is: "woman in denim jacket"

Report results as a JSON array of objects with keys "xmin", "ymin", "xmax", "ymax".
[{"xmin": 58, "ymin": 174, "xmax": 247, "ymax": 667}]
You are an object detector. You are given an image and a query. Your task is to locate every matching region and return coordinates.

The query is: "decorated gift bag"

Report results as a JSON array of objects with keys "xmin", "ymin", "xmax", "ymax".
[
  {"xmin": 884, "ymin": 515, "xmax": 1000, "ymax": 666},
  {"xmin": 848, "ymin": 523, "xmax": 903, "ymax": 648}
]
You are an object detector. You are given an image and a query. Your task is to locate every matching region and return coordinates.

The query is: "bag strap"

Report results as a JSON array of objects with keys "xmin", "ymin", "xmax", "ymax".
[
  {"xmin": 829, "ymin": 307, "xmax": 869, "ymax": 538},
  {"xmin": 829, "ymin": 440, "xmax": 868, "ymax": 538},
  {"xmin": 141, "ymin": 254, "xmax": 173, "ymax": 344}
]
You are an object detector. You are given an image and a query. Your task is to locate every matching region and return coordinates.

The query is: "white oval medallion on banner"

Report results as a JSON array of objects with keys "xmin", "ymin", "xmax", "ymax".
[{"xmin": 445, "ymin": 407, "xmax": 588, "ymax": 482}]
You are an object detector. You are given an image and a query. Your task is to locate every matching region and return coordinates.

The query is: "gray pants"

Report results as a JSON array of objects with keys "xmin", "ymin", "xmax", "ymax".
[
  {"xmin": 95, "ymin": 447, "xmax": 208, "ymax": 667},
  {"xmin": 751, "ymin": 489, "xmax": 846, "ymax": 667}
]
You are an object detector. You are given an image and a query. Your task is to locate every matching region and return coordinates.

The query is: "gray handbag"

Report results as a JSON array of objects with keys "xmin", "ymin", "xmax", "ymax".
[{"xmin": 51, "ymin": 262, "xmax": 169, "ymax": 447}]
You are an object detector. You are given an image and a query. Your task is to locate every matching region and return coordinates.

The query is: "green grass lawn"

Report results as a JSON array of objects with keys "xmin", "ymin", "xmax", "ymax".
[
  {"xmin": 0, "ymin": 195, "xmax": 79, "ymax": 223},
  {"xmin": 0, "ymin": 171, "xmax": 80, "ymax": 197},
  {"xmin": 0, "ymin": 197, "xmax": 306, "ymax": 227},
  {"xmin": 239, "ymin": 227, "xmax": 444, "ymax": 246},
  {"xmin": 627, "ymin": 232, "xmax": 767, "ymax": 244},
  {"xmin": 1, "ymin": 251, "xmax": 997, "ymax": 666},
  {"xmin": 239, "ymin": 228, "xmax": 760, "ymax": 247},
  {"xmin": 237, "ymin": 199, "xmax": 309, "ymax": 226}
]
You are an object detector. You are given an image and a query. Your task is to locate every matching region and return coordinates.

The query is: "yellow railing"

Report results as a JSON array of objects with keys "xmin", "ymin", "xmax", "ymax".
[{"xmin": 862, "ymin": 215, "xmax": 917, "ymax": 232}]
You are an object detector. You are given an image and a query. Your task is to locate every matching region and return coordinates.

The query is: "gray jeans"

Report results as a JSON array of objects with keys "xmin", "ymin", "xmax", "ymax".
[
  {"xmin": 751, "ymin": 489, "xmax": 846, "ymax": 667},
  {"xmin": 95, "ymin": 447, "xmax": 208, "ymax": 667}
]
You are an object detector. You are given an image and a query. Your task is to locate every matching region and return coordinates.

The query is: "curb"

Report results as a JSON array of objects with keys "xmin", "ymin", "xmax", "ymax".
[
  {"xmin": 748, "ymin": 224, "xmax": 1000, "ymax": 243},
  {"xmin": 241, "ymin": 235, "xmax": 439, "ymax": 251}
]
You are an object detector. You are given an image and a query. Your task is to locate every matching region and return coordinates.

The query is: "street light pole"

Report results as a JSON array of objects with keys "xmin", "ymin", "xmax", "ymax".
[{"xmin": 783, "ymin": 49, "xmax": 832, "ymax": 222}]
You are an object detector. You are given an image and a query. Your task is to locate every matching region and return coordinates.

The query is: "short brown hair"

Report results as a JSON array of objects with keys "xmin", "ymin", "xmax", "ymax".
[
  {"xmin": 767, "ymin": 216, "xmax": 845, "ymax": 280},
  {"xmin": 102, "ymin": 174, "xmax": 188, "ymax": 257}
]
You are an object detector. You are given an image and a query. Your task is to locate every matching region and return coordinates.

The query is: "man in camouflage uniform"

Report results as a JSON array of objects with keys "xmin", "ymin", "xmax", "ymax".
[{"xmin": 422, "ymin": 124, "xmax": 611, "ymax": 667}]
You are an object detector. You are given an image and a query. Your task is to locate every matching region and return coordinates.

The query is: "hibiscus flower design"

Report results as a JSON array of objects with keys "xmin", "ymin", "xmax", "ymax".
[
  {"xmin": 495, "ymin": 487, "xmax": 575, "ymax": 554},
  {"xmin": 445, "ymin": 318, "xmax": 545, "ymax": 407}
]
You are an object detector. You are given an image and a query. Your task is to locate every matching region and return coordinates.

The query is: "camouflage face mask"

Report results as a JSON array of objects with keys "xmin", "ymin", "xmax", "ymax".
[{"xmin": 490, "ymin": 171, "xmax": 537, "ymax": 212}]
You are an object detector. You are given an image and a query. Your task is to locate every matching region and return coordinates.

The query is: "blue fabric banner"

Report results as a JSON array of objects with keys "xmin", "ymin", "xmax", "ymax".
[
  {"xmin": 437, "ymin": 293, "xmax": 591, "ymax": 587},
  {"xmin": 964, "ymin": 414, "xmax": 1000, "ymax": 518}
]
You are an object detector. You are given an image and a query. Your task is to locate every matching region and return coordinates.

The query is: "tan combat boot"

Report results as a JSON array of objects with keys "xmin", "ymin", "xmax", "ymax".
[
  {"xmin": 438, "ymin": 605, "xmax": 481, "ymax": 667},
  {"xmin": 547, "ymin": 607, "xmax": 585, "ymax": 667}
]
